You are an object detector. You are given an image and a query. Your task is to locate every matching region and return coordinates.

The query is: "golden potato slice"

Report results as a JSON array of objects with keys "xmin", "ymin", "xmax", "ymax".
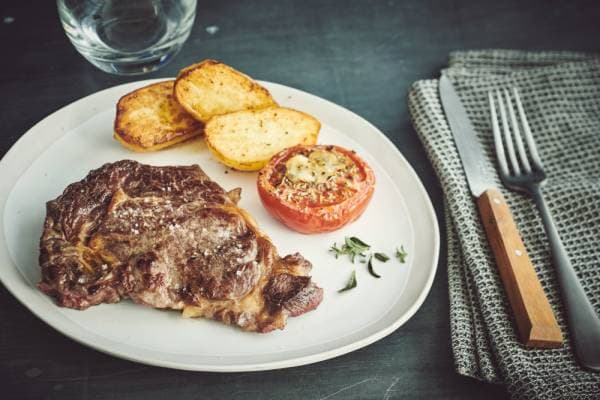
[
  {"xmin": 114, "ymin": 81, "xmax": 203, "ymax": 152},
  {"xmin": 174, "ymin": 59, "xmax": 278, "ymax": 123},
  {"xmin": 205, "ymin": 107, "xmax": 321, "ymax": 171}
]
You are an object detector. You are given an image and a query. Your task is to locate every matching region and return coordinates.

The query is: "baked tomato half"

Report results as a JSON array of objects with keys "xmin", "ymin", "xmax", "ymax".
[{"xmin": 257, "ymin": 144, "xmax": 375, "ymax": 234}]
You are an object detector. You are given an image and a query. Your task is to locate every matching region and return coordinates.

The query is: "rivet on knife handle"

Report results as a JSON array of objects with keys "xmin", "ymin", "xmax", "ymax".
[{"xmin": 477, "ymin": 188, "xmax": 562, "ymax": 348}]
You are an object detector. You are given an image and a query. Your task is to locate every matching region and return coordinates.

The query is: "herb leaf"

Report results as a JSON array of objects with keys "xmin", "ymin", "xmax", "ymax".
[
  {"xmin": 367, "ymin": 256, "xmax": 381, "ymax": 278},
  {"xmin": 338, "ymin": 270, "xmax": 357, "ymax": 292},
  {"xmin": 395, "ymin": 245, "xmax": 408, "ymax": 263},
  {"xmin": 374, "ymin": 252, "xmax": 390, "ymax": 262},
  {"xmin": 329, "ymin": 243, "xmax": 343, "ymax": 259},
  {"xmin": 330, "ymin": 236, "xmax": 371, "ymax": 263},
  {"xmin": 348, "ymin": 236, "xmax": 370, "ymax": 250}
]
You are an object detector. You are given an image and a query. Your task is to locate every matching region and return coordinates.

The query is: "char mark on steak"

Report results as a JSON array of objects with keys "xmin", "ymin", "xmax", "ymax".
[{"xmin": 38, "ymin": 160, "xmax": 323, "ymax": 332}]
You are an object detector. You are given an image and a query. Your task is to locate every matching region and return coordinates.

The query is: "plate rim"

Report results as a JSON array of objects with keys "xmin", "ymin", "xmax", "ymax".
[{"xmin": 0, "ymin": 79, "xmax": 440, "ymax": 372}]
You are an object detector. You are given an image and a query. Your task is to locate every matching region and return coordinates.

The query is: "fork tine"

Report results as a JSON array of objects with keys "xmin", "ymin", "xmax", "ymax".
[
  {"xmin": 488, "ymin": 91, "xmax": 509, "ymax": 177},
  {"xmin": 503, "ymin": 89, "xmax": 532, "ymax": 174},
  {"xmin": 495, "ymin": 90, "xmax": 521, "ymax": 175},
  {"xmin": 512, "ymin": 87, "xmax": 544, "ymax": 171}
]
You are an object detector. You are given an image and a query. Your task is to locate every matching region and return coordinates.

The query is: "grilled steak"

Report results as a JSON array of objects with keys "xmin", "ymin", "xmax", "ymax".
[{"xmin": 38, "ymin": 160, "xmax": 323, "ymax": 332}]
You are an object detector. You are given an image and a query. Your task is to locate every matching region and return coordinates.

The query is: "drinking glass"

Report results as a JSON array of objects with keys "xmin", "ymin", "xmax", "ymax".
[{"xmin": 57, "ymin": 0, "xmax": 196, "ymax": 75}]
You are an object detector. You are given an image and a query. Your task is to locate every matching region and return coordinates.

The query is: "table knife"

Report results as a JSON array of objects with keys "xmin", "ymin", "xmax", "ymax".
[{"xmin": 439, "ymin": 75, "xmax": 562, "ymax": 348}]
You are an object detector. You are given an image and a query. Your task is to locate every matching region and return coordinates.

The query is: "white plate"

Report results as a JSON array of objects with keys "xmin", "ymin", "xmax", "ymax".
[{"xmin": 0, "ymin": 79, "xmax": 439, "ymax": 372}]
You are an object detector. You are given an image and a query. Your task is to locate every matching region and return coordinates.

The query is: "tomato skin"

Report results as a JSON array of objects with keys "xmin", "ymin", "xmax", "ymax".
[{"xmin": 257, "ymin": 145, "xmax": 375, "ymax": 234}]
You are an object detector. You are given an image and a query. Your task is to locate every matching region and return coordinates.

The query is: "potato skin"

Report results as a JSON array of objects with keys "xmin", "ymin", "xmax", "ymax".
[{"xmin": 114, "ymin": 81, "xmax": 203, "ymax": 152}]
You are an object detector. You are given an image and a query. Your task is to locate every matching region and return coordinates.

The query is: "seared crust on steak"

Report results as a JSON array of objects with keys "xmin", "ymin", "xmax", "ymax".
[{"xmin": 38, "ymin": 160, "xmax": 323, "ymax": 332}]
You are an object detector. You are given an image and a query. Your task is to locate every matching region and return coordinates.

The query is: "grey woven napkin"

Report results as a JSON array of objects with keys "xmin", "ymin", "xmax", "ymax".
[{"xmin": 408, "ymin": 50, "xmax": 600, "ymax": 399}]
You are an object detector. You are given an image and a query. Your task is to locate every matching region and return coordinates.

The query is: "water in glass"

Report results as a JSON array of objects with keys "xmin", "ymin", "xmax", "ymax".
[{"xmin": 57, "ymin": 0, "xmax": 196, "ymax": 75}]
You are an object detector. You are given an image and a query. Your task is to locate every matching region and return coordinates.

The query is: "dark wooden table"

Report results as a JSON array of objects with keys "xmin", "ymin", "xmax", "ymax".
[{"xmin": 2, "ymin": 1, "xmax": 599, "ymax": 398}]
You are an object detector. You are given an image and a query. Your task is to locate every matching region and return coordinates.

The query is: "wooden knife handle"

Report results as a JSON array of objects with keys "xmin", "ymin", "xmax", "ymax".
[{"xmin": 477, "ymin": 188, "xmax": 562, "ymax": 348}]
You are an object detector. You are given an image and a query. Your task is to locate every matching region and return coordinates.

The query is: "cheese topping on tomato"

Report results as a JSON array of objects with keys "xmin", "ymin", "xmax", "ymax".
[
  {"xmin": 270, "ymin": 148, "xmax": 363, "ymax": 207},
  {"xmin": 285, "ymin": 150, "xmax": 349, "ymax": 184}
]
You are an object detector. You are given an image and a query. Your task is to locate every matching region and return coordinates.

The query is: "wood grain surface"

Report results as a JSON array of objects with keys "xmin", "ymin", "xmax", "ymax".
[
  {"xmin": 1, "ymin": 0, "xmax": 600, "ymax": 399},
  {"xmin": 477, "ymin": 189, "xmax": 562, "ymax": 348}
]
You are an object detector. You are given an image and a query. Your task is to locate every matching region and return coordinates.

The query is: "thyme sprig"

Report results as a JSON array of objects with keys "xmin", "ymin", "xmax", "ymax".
[
  {"xmin": 395, "ymin": 246, "xmax": 408, "ymax": 263},
  {"xmin": 329, "ymin": 236, "xmax": 371, "ymax": 263},
  {"xmin": 331, "ymin": 237, "xmax": 408, "ymax": 292}
]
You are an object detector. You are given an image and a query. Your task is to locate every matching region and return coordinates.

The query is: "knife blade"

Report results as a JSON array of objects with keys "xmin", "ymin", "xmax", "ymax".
[
  {"xmin": 439, "ymin": 75, "xmax": 495, "ymax": 197},
  {"xmin": 439, "ymin": 74, "xmax": 562, "ymax": 348}
]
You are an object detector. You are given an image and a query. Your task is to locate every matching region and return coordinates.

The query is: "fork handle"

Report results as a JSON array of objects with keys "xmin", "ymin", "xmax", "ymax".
[
  {"xmin": 530, "ymin": 186, "xmax": 600, "ymax": 371},
  {"xmin": 477, "ymin": 188, "xmax": 563, "ymax": 347}
]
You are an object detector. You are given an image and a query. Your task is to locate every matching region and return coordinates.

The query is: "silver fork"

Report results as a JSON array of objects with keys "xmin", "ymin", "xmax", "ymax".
[{"xmin": 489, "ymin": 87, "xmax": 600, "ymax": 371}]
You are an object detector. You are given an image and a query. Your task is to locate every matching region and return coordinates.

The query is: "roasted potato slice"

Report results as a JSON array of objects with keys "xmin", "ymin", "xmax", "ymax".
[
  {"xmin": 174, "ymin": 59, "xmax": 277, "ymax": 123},
  {"xmin": 114, "ymin": 81, "xmax": 203, "ymax": 152},
  {"xmin": 205, "ymin": 107, "xmax": 320, "ymax": 171}
]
